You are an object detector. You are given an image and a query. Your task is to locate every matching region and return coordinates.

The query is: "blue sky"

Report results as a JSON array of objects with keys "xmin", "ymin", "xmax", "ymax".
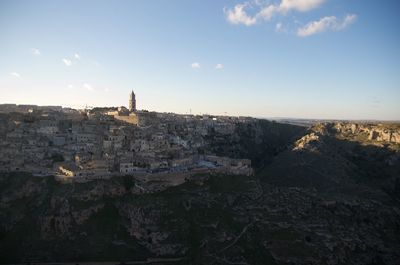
[{"xmin": 0, "ymin": 0, "xmax": 399, "ymax": 120}]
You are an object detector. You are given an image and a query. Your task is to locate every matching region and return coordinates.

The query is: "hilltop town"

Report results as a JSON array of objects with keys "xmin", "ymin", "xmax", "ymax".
[
  {"xmin": 0, "ymin": 92, "xmax": 256, "ymax": 191},
  {"xmin": 1, "ymin": 92, "xmax": 400, "ymax": 193}
]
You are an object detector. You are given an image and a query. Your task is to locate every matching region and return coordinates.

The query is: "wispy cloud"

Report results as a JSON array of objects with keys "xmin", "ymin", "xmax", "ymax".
[
  {"xmin": 31, "ymin": 48, "xmax": 40, "ymax": 56},
  {"xmin": 224, "ymin": 3, "xmax": 257, "ymax": 26},
  {"xmin": 68, "ymin": 84, "xmax": 74, "ymax": 89},
  {"xmin": 215, "ymin": 63, "xmax": 224, "ymax": 70},
  {"xmin": 191, "ymin": 62, "xmax": 201, "ymax": 69},
  {"xmin": 83, "ymin": 83, "xmax": 94, "ymax": 91},
  {"xmin": 224, "ymin": 1, "xmax": 356, "ymax": 37},
  {"xmin": 257, "ymin": 4, "xmax": 277, "ymax": 21},
  {"xmin": 62, "ymin": 58, "xmax": 72, "ymax": 66},
  {"xmin": 279, "ymin": 0, "xmax": 325, "ymax": 12},
  {"xmin": 74, "ymin": 53, "xmax": 80, "ymax": 60},
  {"xmin": 10, "ymin": 72, "xmax": 21, "ymax": 78},
  {"xmin": 297, "ymin": 14, "xmax": 357, "ymax": 37},
  {"xmin": 225, "ymin": 0, "xmax": 326, "ymax": 25}
]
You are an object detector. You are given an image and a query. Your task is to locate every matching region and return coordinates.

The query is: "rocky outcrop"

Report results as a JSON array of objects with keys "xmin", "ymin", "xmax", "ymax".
[
  {"xmin": 333, "ymin": 122, "xmax": 400, "ymax": 144},
  {"xmin": 292, "ymin": 132, "xmax": 320, "ymax": 151},
  {"xmin": 119, "ymin": 204, "xmax": 183, "ymax": 256},
  {"xmin": 41, "ymin": 199, "xmax": 106, "ymax": 239},
  {"xmin": 72, "ymin": 204, "xmax": 104, "ymax": 225},
  {"xmin": 40, "ymin": 198, "xmax": 73, "ymax": 239},
  {"xmin": 40, "ymin": 215, "xmax": 73, "ymax": 239},
  {"xmin": 368, "ymin": 128, "xmax": 400, "ymax": 143}
]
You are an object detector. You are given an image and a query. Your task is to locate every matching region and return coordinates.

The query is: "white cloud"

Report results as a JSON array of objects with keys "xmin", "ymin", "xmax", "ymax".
[
  {"xmin": 74, "ymin": 53, "xmax": 80, "ymax": 60},
  {"xmin": 297, "ymin": 14, "xmax": 357, "ymax": 37},
  {"xmin": 215, "ymin": 64, "xmax": 224, "ymax": 69},
  {"xmin": 279, "ymin": 0, "xmax": 325, "ymax": 12},
  {"xmin": 225, "ymin": 0, "xmax": 326, "ymax": 25},
  {"xmin": 62, "ymin": 58, "xmax": 72, "ymax": 66},
  {"xmin": 67, "ymin": 84, "xmax": 74, "ymax": 89},
  {"xmin": 82, "ymin": 83, "xmax": 94, "ymax": 91},
  {"xmin": 257, "ymin": 4, "xmax": 278, "ymax": 21},
  {"xmin": 104, "ymin": 88, "xmax": 110, "ymax": 92},
  {"xmin": 31, "ymin": 48, "xmax": 40, "ymax": 56},
  {"xmin": 224, "ymin": 4, "xmax": 257, "ymax": 26},
  {"xmin": 10, "ymin": 72, "xmax": 21, "ymax": 78},
  {"xmin": 191, "ymin": 62, "xmax": 201, "ymax": 69}
]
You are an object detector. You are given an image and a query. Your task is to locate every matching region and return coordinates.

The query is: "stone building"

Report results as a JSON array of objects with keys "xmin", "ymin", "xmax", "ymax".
[{"xmin": 106, "ymin": 91, "xmax": 139, "ymax": 125}]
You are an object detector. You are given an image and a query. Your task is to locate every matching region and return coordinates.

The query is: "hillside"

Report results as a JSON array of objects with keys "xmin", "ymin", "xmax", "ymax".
[{"xmin": 1, "ymin": 122, "xmax": 399, "ymax": 264}]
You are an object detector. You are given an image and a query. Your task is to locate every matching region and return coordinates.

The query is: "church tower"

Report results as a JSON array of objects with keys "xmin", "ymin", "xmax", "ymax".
[{"xmin": 129, "ymin": 90, "xmax": 136, "ymax": 112}]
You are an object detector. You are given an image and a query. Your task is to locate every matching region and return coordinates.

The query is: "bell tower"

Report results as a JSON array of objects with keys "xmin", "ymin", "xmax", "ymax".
[{"xmin": 129, "ymin": 90, "xmax": 136, "ymax": 112}]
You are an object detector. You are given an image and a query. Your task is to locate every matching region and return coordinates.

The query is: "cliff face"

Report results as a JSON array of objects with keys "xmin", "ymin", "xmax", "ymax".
[
  {"xmin": 1, "ymin": 122, "xmax": 400, "ymax": 265},
  {"xmin": 333, "ymin": 122, "xmax": 400, "ymax": 144}
]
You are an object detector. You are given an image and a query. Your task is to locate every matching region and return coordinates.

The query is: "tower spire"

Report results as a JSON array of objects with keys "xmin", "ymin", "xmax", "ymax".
[{"xmin": 129, "ymin": 90, "xmax": 136, "ymax": 112}]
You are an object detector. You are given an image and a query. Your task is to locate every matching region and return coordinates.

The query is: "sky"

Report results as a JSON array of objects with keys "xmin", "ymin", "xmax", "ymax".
[{"xmin": 0, "ymin": 0, "xmax": 399, "ymax": 120}]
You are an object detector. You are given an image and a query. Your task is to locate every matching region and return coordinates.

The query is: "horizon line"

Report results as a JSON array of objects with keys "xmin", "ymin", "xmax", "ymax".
[{"xmin": 1, "ymin": 102, "xmax": 399, "ymax": 123}]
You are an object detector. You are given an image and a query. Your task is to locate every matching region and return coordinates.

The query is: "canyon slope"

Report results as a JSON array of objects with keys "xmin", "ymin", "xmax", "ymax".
[{"xmin": 1, "ymin": 121, "xmax": 399, "ymax": 265}]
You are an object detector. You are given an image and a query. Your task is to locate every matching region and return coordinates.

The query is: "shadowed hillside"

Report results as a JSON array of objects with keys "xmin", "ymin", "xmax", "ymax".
[{"xmin": 1, "ymin": 122, "xmax": 399, "ymax": 265}]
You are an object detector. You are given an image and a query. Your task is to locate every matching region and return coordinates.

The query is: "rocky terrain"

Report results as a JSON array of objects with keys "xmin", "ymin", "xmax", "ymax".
[{"xmin": 1, "ymin": 121, "xmax": 400, "ymax": 264}]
